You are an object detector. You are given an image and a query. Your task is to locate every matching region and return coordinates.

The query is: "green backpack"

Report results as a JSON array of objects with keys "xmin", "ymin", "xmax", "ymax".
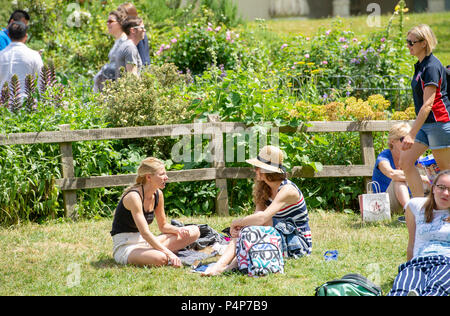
[{"xmin": 315, "ymin": 274, "xmax": 382, "ymax": 296}]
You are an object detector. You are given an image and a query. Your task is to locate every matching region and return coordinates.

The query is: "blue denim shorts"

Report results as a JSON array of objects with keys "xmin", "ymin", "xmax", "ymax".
[{"xmin": 415, "ymin": 122, "xmax": 450, "ymax": 149}]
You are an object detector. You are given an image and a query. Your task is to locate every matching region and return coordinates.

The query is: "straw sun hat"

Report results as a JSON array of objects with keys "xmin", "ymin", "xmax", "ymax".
[{"xmin": 246, "ymin": 145, "xmax": 287, "ymax": 174}]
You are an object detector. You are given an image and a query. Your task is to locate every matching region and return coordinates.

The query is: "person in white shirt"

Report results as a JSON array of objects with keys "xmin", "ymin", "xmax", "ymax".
[{"xmin": 0, "ymin": 21, "xmax": 43, "ymax": 98}]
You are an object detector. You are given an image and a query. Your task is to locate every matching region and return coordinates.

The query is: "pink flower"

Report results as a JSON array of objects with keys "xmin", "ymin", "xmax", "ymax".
[
  {"xmin": 304, "ymin": 53, "xmax": 310, "ymax": 58},
  {"xmin": 281, "ymin": 44, "xmax": 288, "ymax": 50},
  {"xmin": 322, "ymin": 60, "xmax": 328, "ymax": 65},
  {"xmin": 380, "ymin": 37, "xmax": 386, "ymax": 42},
  {"xmin": 171, "ymin": 38, "xmax": 177, "ymax": 44},
  {"xmin": 326, "ymin": 30, "xmax": 331, "ymax": 35},
  {"xmin": 226, "ymin": 30, "xmax": 232, "ymax": 41},
  {"xmin": 215, "ymin": 26, "xmax": 221, "ymax": 32}
]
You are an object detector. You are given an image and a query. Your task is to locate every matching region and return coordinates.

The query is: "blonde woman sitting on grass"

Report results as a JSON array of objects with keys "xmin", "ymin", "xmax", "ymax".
[{"xmin": 110, "ymin": 157, "xmax": 200, "ymax": 267}]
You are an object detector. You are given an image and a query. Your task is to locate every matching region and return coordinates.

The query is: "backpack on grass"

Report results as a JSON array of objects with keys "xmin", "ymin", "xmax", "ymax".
[
  {"xmin": 236, "ymin": 226, "xmax": 284, "ymax": 277},
  {"xmin": 315, "ymin": 273, "xmax": 382, "ymax": 296}
]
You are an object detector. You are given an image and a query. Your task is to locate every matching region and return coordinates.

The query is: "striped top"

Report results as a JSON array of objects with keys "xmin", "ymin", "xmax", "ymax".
[
  {"xmin": 266, "ymin": 179, "xmax": 310, "ymax": 229},
  {"xmin": 267, "ymin": 179, "xmax": 312, "ymax": 255}
]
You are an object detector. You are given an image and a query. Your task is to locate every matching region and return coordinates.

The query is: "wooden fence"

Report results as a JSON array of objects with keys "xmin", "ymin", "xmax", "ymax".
[{"xmin": 0, "ymin": 118, "xmax": 412, "ymax": 218}]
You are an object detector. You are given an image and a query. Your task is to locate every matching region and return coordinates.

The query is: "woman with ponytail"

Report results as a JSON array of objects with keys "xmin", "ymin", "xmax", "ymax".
[{"xmin": 111, "ymin": 157, "xmax": 200, "ymax": 267}]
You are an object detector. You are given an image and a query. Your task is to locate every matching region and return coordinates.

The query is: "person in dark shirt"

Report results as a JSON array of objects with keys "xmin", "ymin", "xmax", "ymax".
[
  {"xmin": 110, "ymin": 157, "xmax": 200, "ymax": 267},
  {"xmin": 400, "ymin": 24, "xmax": 450, "ymax": 197}
]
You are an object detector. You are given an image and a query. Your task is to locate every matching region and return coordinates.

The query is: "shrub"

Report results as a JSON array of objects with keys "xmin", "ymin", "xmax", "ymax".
[
  {"xmin": 157, "ymin": 9, "xmax": 243, "ymax": 74},
  {"xmin": 100, "ymin": 63, "xmax": 191, "ymax": 127}
]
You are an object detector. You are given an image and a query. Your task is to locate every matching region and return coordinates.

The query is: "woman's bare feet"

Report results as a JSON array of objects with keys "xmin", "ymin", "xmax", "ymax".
[{"xmin": 201, "ymin": 263, "xmax": 226, "ymax": 276}]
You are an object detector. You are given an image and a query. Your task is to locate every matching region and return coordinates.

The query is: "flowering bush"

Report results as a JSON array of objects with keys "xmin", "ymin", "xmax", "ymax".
[
  {"xmin": 157, "ymin": 9, "xmax": 243, "ymax": 74},
  {"xmin": 267, "ymin": 9, "xmax": 413, "ymax": 109}
]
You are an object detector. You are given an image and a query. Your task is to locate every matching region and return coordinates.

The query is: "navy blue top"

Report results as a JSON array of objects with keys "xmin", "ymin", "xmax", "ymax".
[
  {"xmin": 137, "ymin": 34, "xmax": 150, "ymax": 66},
  {"xmin": 411, "ymin": 53, "xmax": 450, "ymax": 123}
]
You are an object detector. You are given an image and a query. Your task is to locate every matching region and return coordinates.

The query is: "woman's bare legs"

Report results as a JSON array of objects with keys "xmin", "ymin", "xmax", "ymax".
[
  {"xmin": 432, "ymin": 147, "xmax": 450, "ymax": 172},
  {"xmin": 400, "ymin": 142, "xmax": 428, "ymax": 197},
  {"xmin": 127, "ymin": 225, "xmax": 200, "ymax": 267},
  {"xmin": 393, "ymin": 181, "xmax": 411, "ymax": 209}
]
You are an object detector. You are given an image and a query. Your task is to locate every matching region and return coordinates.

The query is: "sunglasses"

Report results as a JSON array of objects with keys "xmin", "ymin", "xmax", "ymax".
[
  {"xmin": 406, "ymin": 39, "xmax": 423, "ymax": 46},
  {"xmin": 399, "ymin": 136, "xmax": 405, "ymax": 142},
  {"xmin": 107, "ymin": 19, "xmax": 118, "ymax": 24},
  {"xmin": 132, "ymin": 25, "xmax": 146, "ymax": 32}
]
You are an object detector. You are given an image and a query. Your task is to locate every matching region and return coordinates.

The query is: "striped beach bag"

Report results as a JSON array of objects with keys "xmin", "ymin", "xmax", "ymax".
[{"xmin": 236, "ymin": 226, "xmax": 284, "ymax": 277}]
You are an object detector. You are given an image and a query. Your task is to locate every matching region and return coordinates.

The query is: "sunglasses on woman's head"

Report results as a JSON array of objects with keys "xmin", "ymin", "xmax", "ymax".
[{"xmin": 406, "ymin": 39, "xmax": 423, "ymax": 46}]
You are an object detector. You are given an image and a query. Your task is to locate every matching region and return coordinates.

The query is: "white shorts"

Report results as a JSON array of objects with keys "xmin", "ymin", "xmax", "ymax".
[{"xmin": 112, "ymin": 232, "xmax": 150, "ymax": 265}]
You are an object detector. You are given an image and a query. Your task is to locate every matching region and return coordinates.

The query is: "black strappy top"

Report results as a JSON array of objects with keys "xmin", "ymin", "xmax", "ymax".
[{"xmin": 110, "ymin": 186, "xmax": 159, "ymax": 236}]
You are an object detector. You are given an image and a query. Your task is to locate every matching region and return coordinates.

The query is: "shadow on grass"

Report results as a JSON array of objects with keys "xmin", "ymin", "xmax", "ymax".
[{"xmin": 90, "ymin": 256, "xmax": 120, "ymax": 269}]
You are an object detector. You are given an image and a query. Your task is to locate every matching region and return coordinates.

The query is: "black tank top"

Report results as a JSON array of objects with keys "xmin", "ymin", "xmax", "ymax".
[{"xmin": 110, "ymin": 186, "xmax": 159, "ymax": 236}]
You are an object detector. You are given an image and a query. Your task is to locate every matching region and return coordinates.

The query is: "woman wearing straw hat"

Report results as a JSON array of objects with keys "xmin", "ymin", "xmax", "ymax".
[
  {"xmin": 202, "ymin": 145, "xmax": 312, "ymax": 276},
  {"xmin": 110, "ymin": 157, "xmax": 200, "ymax": 267}
]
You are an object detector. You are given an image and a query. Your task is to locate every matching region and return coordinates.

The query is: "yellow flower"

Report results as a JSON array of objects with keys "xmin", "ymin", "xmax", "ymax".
[{"xmin": 395, "ymin": 5, "xmax": 400, "ymax": 11}]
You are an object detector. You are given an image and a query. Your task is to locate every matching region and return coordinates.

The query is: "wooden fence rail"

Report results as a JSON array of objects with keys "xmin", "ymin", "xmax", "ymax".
[{"xmin": 0, "ymin": 119, "xmax": 413, "ymax": 218}]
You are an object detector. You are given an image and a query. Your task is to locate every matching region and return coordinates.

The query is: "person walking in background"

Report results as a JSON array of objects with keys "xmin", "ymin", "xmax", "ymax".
[
  {"xmin": 93, "ymin": 9, "xmax": 128, "ymax": 92},
  {"xmin": 117, "ymin": 2, "xmax": 150, "ymax": 66},
  {"xmin": 0, "ymin": 21, "xmax": 43, "ymax": 98},
  {"xmin": 388, "ymin": 170, "xmax": 450, "ymax": 296},
  {"xmin": 400, "ymin": 24, "xmax": 450, "ymax": 197},
  {"xmin": 111, "ymin": 157, "xmax": 200, "ymax": 267},
  {"xmin": 0, "ymin": 10, "xmax": 30, "ymax": 51},
  {"xmin": 115, "ymin": 16, "xmax": 145, "ymax": 76}
]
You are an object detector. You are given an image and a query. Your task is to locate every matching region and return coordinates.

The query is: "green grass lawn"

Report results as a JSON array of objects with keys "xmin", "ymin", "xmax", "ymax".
[
  {"xmin": 0, "ymin": 211, "xmax": 408, "ymax": 296},
  {"xmin": 263, "ymin": 12, "xmax": 450, "ymax": 65}
]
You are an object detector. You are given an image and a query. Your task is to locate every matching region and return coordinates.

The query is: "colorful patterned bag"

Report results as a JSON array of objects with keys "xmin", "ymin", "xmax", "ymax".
[{"xmin": 236, "ymin": 226, "xmax": 284, "ymax": 277}]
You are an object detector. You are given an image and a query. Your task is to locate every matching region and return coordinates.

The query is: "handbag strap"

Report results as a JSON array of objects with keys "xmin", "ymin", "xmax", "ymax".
[{"xmin": 366, "ymin": 181, "xmax": 381, "ymax": 194}]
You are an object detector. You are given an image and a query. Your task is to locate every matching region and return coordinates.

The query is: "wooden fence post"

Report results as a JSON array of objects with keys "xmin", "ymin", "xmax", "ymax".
[
  {"xmin": 359, "ymin": 131, "xmax": 376, "ymax": 193},
  {"xmin": 59, "ymin": 124, "xmax": 78, "ymax": 219},
  {"xmin": 207, "ymin": 115, "xmax": 229, "ymax": 216}
]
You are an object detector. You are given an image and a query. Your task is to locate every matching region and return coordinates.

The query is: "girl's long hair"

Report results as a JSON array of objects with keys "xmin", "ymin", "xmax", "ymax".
[
  {"xmin": 423, "ymin": 169, "xmax": 450, "ymax": 223},
  {"xmin": 121, "ymin": 157, "xmax": 164, "ymax": 199},
  {"xmin": 252, "ymin": 172, "xmax": 287, "ymax": 207}
]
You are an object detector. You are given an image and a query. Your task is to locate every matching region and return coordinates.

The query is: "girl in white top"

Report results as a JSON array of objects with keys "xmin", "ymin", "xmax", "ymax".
[{"xmin": 388, "ymin": 170, "xmax": 450, "ymax": 296}]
